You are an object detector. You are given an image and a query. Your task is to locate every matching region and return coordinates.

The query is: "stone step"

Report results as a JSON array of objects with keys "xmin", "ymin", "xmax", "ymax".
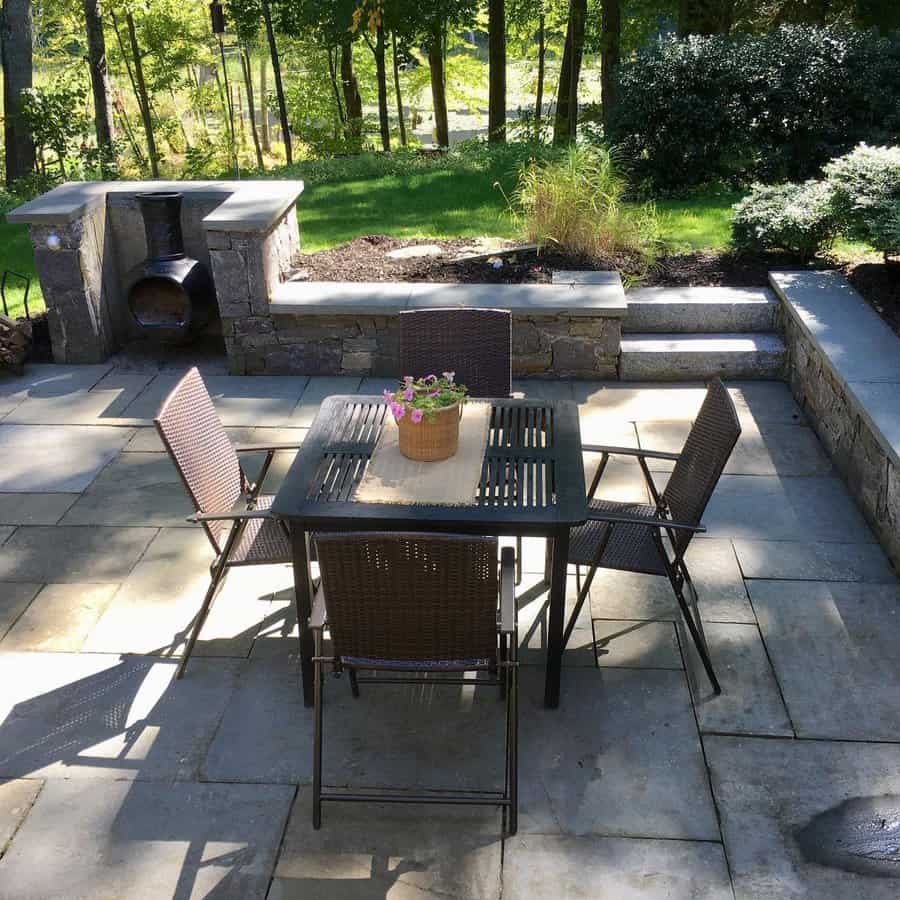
[
  {"xmin": 624, "ymin": 287, "xmax": 778, "ymax": 333},
  {"xmin": 619, "ymin": 333, "xmax": 786, "ymax": 381}
]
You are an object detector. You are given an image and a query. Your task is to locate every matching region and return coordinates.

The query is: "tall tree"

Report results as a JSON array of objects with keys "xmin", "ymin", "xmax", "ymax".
[
  {"xmin": 426, "ymin": 20, "xmax": 449, "ymax": 147},
  {"xmin": 82, "ymin": 0, "xmax": 115, "ymax": 164},
  {"xmin": 371, "ymin": 25, "xmax": 391, "ymax": 150},
  {"xmin": 1, "ymin": 0, "xmax": 35, "ymax": 186},
  {"xmin": 552, "ymin": 0, "xmax": 586, "ymax": 144},
  {"xmin": 535, "ymin": 10, "xmax": 545, "ymax": 129},
  {"xmin": 391, "ymin": 30, "xmax": 407, "ymax": 146},
  {"xmin": 488, "ymin": 0, "xmax": 506, "ymax": 142},
  {"xmin": 339, "ymin": 40, "xmax": 363, "ymax": 137},
  {"xmin": 600, "ymin": 0, "xmax": 620, "ymax": 131},
  {"xmin": 260, "ymin": 0, "xmax": 291, "ymax": 163}
]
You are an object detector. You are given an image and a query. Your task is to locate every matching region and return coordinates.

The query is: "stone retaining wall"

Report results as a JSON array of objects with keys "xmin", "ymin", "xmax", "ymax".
[
  {"xmin": 224, "ymin": 307, "xmax": 621, "ymax": 379},
  {"xmin": 774, "ymin": 272, "xmax": 900, "ymax": 570}
]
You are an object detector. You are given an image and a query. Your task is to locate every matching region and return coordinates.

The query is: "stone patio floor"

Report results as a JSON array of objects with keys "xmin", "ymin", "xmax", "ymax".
[{"xmin": 0, "ymin": 363, "xmax": 898, "ymax": 899}]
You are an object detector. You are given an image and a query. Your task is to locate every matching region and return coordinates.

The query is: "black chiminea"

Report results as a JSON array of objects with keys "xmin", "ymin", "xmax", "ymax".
[{"xmin": 126, "ymin": 192, "xmax": 216, "ymax": 343}]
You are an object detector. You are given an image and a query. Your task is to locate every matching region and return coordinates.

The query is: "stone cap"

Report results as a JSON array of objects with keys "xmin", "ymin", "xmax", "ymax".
[
  {"xmin": 6, "ymin": 179, "xmax": 304, "ymax": 233},
  {"xmin": 771, "ymin": 269, "xmax": 900, "ymax": 468},
  {"xmin": 270, "ymin": 277, "xmax": 627, "ymax": 317}
]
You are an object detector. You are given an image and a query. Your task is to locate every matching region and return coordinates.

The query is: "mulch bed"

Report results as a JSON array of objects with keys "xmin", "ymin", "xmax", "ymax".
[{"xmin": 293, "ymin": 235, "xmax": 899, "ymax": 336}]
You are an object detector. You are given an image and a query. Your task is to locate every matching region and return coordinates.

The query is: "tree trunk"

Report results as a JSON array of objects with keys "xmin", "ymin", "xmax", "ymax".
[
  {"xmin": 124, "ymin": 11, "xmax": 159, "ymax": 177},
  {"xmin": 391, "ymin": 31, "xmax": 407, "ymax": 147},
  {"xmin": 326, "ymin": 47, "xmax": 345, "ymax": 127},
  {"xmin": 535, "ymin": 13, "xmax": 545, "ymax": 131},
  {"xmin": 427, "ymin": 23, "xmax": 449, "ymax": 148},
  {"xmin": 340, "ymin": 39, "xmax": 363, "ymax": 138},
  {"xmin": 1, "ymin": 0, "xmax": 35, "ymax": 187},
  {"xmin": 260, "ymin": 0, "xmax": 291, "ymax": 164},
  {"xmin": 600, "ymin": 0, "xmax": 620, "ymax": 131},
  {"xmin": 553, "ymin": 0, "xmax": 586, "ymax": 145},
  {"xmin": 240, "ymin": 47, "xmax": 264, "ymax": 169},
  {"xmin": 259, "ymin": 56, "xmax": 270, "ymax": 151},
  {"xmin": 82, "ymin": 0, "xmax": 114, "ymax": 164},
  {"xmin": 488, "ymin": 0, "xmax": 506, "ymax": 142},
  {"xmin": 373, "ymin": 26, "xmax": 390, "ymax": 151}
]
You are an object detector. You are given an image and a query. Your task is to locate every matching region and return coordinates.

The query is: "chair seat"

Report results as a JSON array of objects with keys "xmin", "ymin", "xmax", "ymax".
[
  {"xmin": 568, "ymin": 499, "xmax": 669, "ymax": 576},
  {"xmin": 228, "ymin": 495, "xmax": 293, "ymax": 565}
]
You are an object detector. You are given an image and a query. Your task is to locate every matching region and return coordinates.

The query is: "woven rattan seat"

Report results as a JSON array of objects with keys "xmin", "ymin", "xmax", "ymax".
[
  {"xmin": 562, "ymin": 380, "xmax": 741, "ymax": 695},
  {"xmin": 309, "ymin": 532, "xmax": 518, "ymax": 834},
  {"xmin": 569, "ymin": 500, "xmax": 668, "ymax": 575},
  {"xmin": 155, "ymin": 368, "xmax": 303, "ymax": 677}
]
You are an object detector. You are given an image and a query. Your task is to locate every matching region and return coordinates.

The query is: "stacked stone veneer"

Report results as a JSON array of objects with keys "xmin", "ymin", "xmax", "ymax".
[
  {"xmin": 226, "ymin": 306, "xmax": 621, "ymax": 379},
  {"xmin": 774, "ymin": 272, "xmax": 900, "ymax": 570}
]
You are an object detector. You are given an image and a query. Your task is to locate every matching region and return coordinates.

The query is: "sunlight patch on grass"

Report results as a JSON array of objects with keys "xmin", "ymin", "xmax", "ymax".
[{"xmin": 0, "ymin": 223, "xmax": 43, "ymax": 318}]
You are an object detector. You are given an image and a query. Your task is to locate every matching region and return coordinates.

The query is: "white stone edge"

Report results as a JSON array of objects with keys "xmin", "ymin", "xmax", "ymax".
[
  {"xmin": 270, "ymin": 279, "xmax": 628, "ymax": 317},
  {"xmin": 770, "ymin": 269, "xmax": 900, "ymax": 469},
  {"xmin": 6, "ymin": 180, "xmax": 304, "ymax": 235}
]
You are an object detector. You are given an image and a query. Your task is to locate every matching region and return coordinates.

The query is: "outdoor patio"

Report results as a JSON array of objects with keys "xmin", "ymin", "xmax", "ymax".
[{"xmin": 0, "ymin": 363, "xmax": 898, "ymax": 899}]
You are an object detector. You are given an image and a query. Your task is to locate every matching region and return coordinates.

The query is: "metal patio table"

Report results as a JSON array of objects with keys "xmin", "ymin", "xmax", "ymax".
[{"xmin": 271, "ymin": 394, "xmax": 587, "ymax": 709}]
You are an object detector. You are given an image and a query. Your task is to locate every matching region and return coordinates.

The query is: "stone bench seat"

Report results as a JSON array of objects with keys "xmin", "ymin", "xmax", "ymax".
[
  {"xmin": 255, "ymin": 275, "xmax": 627, "ymax": 379},
  {"xmin": 269, "ymin": 276, "xmax": 627, "ymax": 317}
]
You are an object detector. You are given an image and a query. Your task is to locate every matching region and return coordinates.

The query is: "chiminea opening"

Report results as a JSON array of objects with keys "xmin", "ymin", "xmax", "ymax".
[{"xmin": 126, "ymin": 192, "xmax": 216, "ymax": 343}]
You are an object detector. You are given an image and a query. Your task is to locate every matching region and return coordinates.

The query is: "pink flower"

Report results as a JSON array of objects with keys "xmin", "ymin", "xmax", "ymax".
[
  {"xmin": 403, "ymin": 375, "xmax": 414, "ymax": 384},
  {"xmin": 442, "ymin": 371, "xmax": 455, "ymax": 383},
  {"xmin": 410, "ymin": 408, "xmax": 424, "ymax": 424},
  {"xmin": 403, "ymin": 387, "xmax": 415, "ymax": 401},
  {"xmin": 428, "ymin": 390, "xmax": 440, "ymax": 398},
  {"xmin": 390, "ymin": 401, "xmax": 406, "ymax": 421},
  {"xmin": 383, "ymin": 389, "xmax": 394, "ymax": 404},
  {"xmin": 425, "ymin": 374, "xmax": 437, "ymax": 382}
]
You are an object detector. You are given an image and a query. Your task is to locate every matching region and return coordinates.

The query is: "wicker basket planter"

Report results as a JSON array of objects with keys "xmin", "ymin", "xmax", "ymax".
[{"xmin": 398, "ymin": 402, "xmax": 461, "ymax": 461}]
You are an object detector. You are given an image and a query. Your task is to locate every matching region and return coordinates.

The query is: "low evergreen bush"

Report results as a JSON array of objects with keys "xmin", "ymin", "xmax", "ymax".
[{"xmin": 731, "ymin": 181, "xmax": 838, "ymax": 261}]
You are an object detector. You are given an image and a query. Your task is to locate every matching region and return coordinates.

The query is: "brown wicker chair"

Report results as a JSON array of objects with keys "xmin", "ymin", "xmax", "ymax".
[
  {"xmin": 398, "ymin": 307, "xmax": 512, "ymax": 398},
  {"xmin": 311, "ymin": 533, "xmax": 518, "ymax": 834},
  {"xmin": 562, "ymin": 379, "xmax": 741, "ymax": 694},
  {"xmin": 155, "ymin": 367, "xmax": 303, "ymax": 678},
  {"xmin": 399, "ymin": 307, "xmax": 524, "ymax": 579}
]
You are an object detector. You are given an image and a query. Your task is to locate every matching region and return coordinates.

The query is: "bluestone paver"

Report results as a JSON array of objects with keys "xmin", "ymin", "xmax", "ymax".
[
  {"xmin": 750, "ymin": 580, "xmax": 900, "ymax": 741},
  {"xmin": 503, "ymin": 834, "xmax": 733, "ymax": 899},
  {"xmin": 0, "ymin": 425, "xmax": 133, "ymax": 492},
  {"xmin": 0, "ymin": 584, "xmax": 41, "ymax": 641},
  {"xmin": 706, "ymin": 735, "xmax": 900, "ymax": 899},
  {"xmin": 0, "ymin": 652, "xmax": 241, "ymax": 780},
  {"xmin": 0, "ymin": 778, "xmax": 42, "ymax": 855},
  {"xmin": 289, "ymin": 375, "xmax": 362, "ymax": 426},
  {"xmin": 592, "ymin": 619, "xmax": 682, "ymax": 669},
  {"xmin": 0, "ymin": 526, "xmax": 156, "ymax": 583},
  {"xmin": 0, "ymin": 493, "xmax": 77, "ymax": 525},
  {"xmin": 684, "ymin": 622, "xmax": 793, "ymax": 736},
  {"xmin": 0, "ymin": 779, "xmax": 294, "ymax": 900},
  {"xmin": 518, "ymin": 667, "xmax": 719, "ymax": 840},
  {"xmin": 728, "ymin": 380, "xmax": 803, "ymax": 426},
  {"xmin": 59, "ymin": 451, "xmax": 192, "ymax": 527},
  {"xmin": 268, "ymin": 787, "xmax": 502, "ymax": 900},
  {"xmin": 733, "ymin": 539, "xmax": 896, "ymax": 583},
  {"xmin": 1, "ymin": 583, "xmax": 119, "ymax": 652}
]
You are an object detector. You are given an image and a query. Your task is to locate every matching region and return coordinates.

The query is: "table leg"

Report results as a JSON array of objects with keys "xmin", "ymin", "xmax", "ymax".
[
  {"xmin": 544, "ymin": 526, "xmax": 569, "ymax": 708},
  {"xmin": 291, "ymin": 524, "xmax": 315, "ymax": 707}
]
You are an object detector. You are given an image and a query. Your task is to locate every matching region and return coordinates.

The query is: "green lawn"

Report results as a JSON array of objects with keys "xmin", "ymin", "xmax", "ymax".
[
  {"xmin": 0, "ymin": 223, "xmax": 43, "ymax": 318},
  {"xmin": 655, "ymin": 192, "xmax": 741, "ymax": 252}
]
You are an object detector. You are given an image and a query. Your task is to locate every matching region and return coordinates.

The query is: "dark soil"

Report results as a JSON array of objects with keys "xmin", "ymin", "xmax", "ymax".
[
  {"xmin": 294, "ymin": 235, "xmax": 900, "ymax": 336},
  {"xmin": 842, "ymin": 259, "xmax": 900, "ymax": 337}
]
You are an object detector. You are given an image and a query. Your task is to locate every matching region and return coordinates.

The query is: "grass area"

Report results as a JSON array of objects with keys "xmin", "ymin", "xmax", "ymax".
[
  {"xmin": 0, "ymin": 223, "xmax": 43, "ymax": 318},
  {"xmin": 655, "ymin": 192, "xmax": 741, "ymax": 252}
]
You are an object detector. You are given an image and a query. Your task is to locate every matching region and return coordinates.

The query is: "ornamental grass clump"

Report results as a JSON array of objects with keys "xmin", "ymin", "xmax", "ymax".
[
  {"xmin": 510, "ymin": 146, "xmax": 660, "ymax": 269},
  {"xmin": 384, "ymin": 373, "xmax": 468, "ymax": 424}
]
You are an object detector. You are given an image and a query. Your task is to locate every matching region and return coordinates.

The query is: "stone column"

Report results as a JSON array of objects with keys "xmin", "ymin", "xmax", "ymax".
[
  {"xmin": 29, "ymin": 204, "xmax": 117, "ymax": 364},
  {"xmin": 208, "ymin": 205, "xmax": 300, "ymax": 374}
]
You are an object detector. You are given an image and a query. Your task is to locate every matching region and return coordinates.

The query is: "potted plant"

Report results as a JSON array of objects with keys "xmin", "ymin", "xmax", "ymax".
[{"xmin": 384, "ymin": 373, "xmax": 469, "ymax": 461}]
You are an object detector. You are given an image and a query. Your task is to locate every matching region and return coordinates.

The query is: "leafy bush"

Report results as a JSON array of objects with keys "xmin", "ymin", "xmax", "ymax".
[
  {"xmin": 609, "ymin": 26, "xmax": 900, "ymax": 191},
  {"xmin": 731, "ymin": 181, "xmax": 838, "ymax": 261},
  {"xmin": 824, "ymin": 144, "xmax": 900, "ymax": 257},
  {"xmin": 511, "ymin": 146, "xmax": 660, "ymax": 266}
]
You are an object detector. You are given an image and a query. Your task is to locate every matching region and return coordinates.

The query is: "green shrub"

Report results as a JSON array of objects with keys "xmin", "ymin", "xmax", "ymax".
[
  {"xmin": 731, "ymin": 181, "xmax": 838, "ymax": 261},
  {"xmin": 824, "ymin": 143, "xmax": 900, "ymax": 257},
  {"xmin": 511, "ymin": 146, "xmax": 660, "ymax": 266},
  {"xmin": 609, "ymin": 26, "xmax": 900, "ymax": 191}
]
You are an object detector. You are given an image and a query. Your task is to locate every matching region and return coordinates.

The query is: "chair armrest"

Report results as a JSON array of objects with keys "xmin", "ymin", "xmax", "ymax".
[
  {"xmin": 499, "ymin": 546, "xmax": 516, "ymax": 634},
  {"xmin": 187, "ymin": 509, "xmax": 270, "ymax": 524},
  {"xmin": 587, "ymin": 510, "xmax": 706, "ymax": 534},
  {"xmin": 582, "ymin": 444, "xmax": 681, "ymax": 462},
  {"xmin": 309, "ymin": 582, "xmax": 327, "ymax": 630},
  {"xmin": 234, "ymin": 442, "xmax": 304, "ymax": 453}
]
